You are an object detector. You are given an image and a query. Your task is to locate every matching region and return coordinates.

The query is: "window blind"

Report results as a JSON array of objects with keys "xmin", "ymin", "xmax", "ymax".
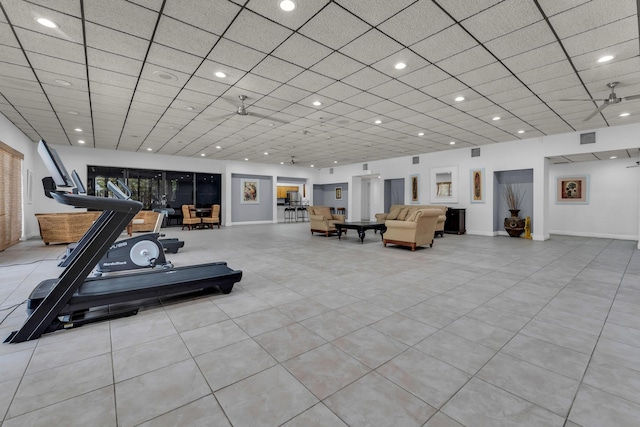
[{"xmin": 0, "ymin": 141, "xmax": 23, "ymax": 251}]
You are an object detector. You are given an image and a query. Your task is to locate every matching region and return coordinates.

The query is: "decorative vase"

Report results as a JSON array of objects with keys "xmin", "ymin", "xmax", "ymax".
[{"xmin": 504, "ymin": 209, "xmax": 525, "ymax": 237}]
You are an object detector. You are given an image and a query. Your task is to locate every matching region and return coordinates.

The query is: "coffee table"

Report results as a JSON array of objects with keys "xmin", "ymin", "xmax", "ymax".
[{"xmin": 335, "ymin": 222, "xmax": 386, "ymax": 243}]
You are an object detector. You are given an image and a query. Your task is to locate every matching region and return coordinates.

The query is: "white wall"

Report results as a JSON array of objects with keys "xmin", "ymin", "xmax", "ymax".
[
  {"xmin": 4, "ymin": 108, "xmax": 639, "ymax": 244},
  {"xmin": 549, "ymin": 158, "xmax": 639, "ymax": 240},
  {"xmin": 318, "ymin": 123, "xmax": 640, "ymax": 243}
]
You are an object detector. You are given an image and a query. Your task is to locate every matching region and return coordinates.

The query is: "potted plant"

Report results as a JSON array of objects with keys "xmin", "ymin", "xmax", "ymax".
[{"xmin": 503, "ymin": 182, "xmax": 525, "ymax": 237}]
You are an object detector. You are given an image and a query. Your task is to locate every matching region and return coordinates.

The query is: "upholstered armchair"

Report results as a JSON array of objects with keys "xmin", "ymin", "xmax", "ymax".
[
  {"xmin": 181, "ymin": 204, "xmax": 201, "ymax": 230},
  {"xmin": 307, "ymin": 206, "xmax": 345, "ymax": 237},
  {"xmin": 202, "ymin": 204, "xmax": 220, "ymax": 228},
  {"xmin": 383, "ymin": 208, "xmax": 441, "ymax": 251}
]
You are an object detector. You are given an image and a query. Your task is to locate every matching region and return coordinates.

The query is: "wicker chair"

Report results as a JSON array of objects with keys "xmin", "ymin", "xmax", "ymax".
[
  {"xmin": 201, "ymin": 204, "xmax": 220, "ymax": 229},
  {"xmin": 35, "ymin": 212, "xmax": 101, "ymax": 245},
  {"xmin": 181, "ymin": 204, "xmax": 201, "ymax": 230}
]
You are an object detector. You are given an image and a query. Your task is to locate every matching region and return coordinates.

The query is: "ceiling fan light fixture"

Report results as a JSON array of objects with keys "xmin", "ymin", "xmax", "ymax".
[
  {"xmin": 279, "ymin": 0, "xmax": 295, "ymax": 12},
  {"xmin": 597, "ymin": 55, "xmax": 614, "ymax": 63}
]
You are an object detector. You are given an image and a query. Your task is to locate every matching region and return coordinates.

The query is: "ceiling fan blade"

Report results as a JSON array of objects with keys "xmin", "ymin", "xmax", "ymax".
[
  {"xmin": 583, "ymin": 103, "xmax": 609, "ymax": 121},
  {"xmin": 623, "ymin": 94, "xmax": 640, "ymax": 101},
  {"xmin": 247, "ymin": 112, "xmax": 289, "ymax": 124},
  {"xmin": 560, "ymin": 98, "xmax": 606, "ymax": 102}
]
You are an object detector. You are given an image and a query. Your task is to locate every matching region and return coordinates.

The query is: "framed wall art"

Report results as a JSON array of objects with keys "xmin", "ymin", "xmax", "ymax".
[
  {"xmin": 410, "ymin": 174, "xmax": 419, "ymax": 203},
  {"xmin": 241, "ymin": 178, "xmax": 260, "ymax": 204},
  {"xmin": 556, "ymin": 175, "xmax": 589, "ymax": 204},
  {"xmin": 335, "ymin": 186, "xmax": 342, "ymax": 200},
  {"xmin": 470, "ymin": 168, "xmax": 484, "ymax": 203}
]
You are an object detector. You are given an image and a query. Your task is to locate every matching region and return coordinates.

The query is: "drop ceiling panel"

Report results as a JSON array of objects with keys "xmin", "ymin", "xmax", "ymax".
[
  {"xmin": 378, "ymin": 1, "xmax": 454, "ymax": 46},
  {"xmin": 163, "ymin": 0, "xmax": 240, "ymax": 35},
  {"xmin": 548, "ymin": 0, "xmax": 637, "ymax": 39},
  {"xmin": 15, "ymin": 28, "xmax": 85, "ymax": 62},
  {"xmin": 84, "ymin": 0, "xmax": 158, "ymax": 38},
  {"xmin": 411, "ymin": 26, "xmax": 477, "ymax": 63},
  {"xmin": 311, "ymin": 52, "xmax": 365, "ymax": 80},
  {"xmin": 224, "ymin": 9, "xmax": 293, "ymax": 54},
  {"xmin": 298, "ymin": 3, "xmax": 370, "ymax": 50}
]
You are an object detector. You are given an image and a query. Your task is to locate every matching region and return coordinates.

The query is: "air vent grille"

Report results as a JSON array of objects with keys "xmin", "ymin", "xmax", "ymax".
[
  {"xmin": 412, "ymin": 156, "xmax": 419, "ymax": 164},
  {"xmin": 363, "ymin": 163, "xmax": 368, "ymax": 171},
  {"xmin": 471, "ymin": 148, "xmax": 480, "ymax": 157},
  {"xmin": 580, "ymin": 132, "xmax": 596, "ymax": 145}
]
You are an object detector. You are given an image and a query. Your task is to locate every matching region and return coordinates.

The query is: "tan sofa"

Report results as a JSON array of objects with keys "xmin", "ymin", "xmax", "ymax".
[
  {"xmin": 383, "ymin": 208, "xmax": 441, "ymax": 251},
  {"xmin": 376, "ymin": 204, "xmax": 448, "ymax": 237},
  {"xmin": 35, "ymin": 211, "xmax": 101, "ymax": 245},
  {"xmin": 130, "ymin": 210, "xmax": 161, "ymax": 233},
  {"xmin": 307, "ymin": 206, "xmax": 345, "ymax": 237}
]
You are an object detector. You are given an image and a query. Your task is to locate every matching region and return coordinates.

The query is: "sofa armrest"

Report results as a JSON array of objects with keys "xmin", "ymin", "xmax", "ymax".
[
  {"xmin": 385, "ymin": 219, "xmax": 417, "ymax": 229},
  {"xmin": 375, "ymin": 213, "xmax": 387, "ymax": 222},
  {"xmin": 331, "ymin": 214, "xmax": 345, "ymax": 222},
  {"xmin": 310, "ymin": 214, "xmax": 327, "ymax": 221}
]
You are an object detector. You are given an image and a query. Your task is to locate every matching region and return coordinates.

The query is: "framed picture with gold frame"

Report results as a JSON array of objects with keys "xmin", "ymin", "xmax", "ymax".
[
  {"xmin": 410, "ymin": 174, "xmax": 419, "ymax": 203},
  {"xmin": 470, "ymin": 168, "xmax": 484, "ymax": 203},
  {"xmin": 335, "ymin": 187, "xmax": 342, "ymax": 200}
]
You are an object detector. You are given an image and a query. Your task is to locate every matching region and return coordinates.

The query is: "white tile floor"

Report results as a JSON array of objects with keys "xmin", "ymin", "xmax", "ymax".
[{"xmin": 1, "ymin": 222, "xmax": 640, "ymax": 426}]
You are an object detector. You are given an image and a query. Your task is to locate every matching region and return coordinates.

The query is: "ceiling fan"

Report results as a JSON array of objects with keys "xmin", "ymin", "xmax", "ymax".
[
  {"xmin": 232, "ymin": 95, "xmax": 288, "ymax": 123},
  {"xmin": 288, "ymin": 156, "xmax": 296, "ymax": 165},
  {"xmin": 561, "ymin": 82, "xmax": 640, "ymax": 121}
]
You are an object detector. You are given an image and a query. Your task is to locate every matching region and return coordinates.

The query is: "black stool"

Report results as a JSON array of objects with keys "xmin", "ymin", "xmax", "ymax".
[
  {"xmin": 284, "ymin": 207, "xmax": 296, "ymax": 223},
  {"xmin": 296, "ymin": 206, "xmax": 308, "ymax": 222}
]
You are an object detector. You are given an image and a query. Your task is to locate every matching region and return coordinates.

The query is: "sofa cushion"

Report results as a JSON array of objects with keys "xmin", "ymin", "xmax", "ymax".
[
  {"xmin": 397, "ymin": 207, "xmax": 411, "ymax": 221},
  {"xmin": 386, "ymin": 207, "xmax": 401, "ymax": 220},
  {"xmin": 406, "ymin": 209, "xmax": 421, "ymax": 222}
]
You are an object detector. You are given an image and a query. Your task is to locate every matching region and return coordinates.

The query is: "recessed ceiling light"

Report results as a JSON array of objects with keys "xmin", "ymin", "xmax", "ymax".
[
  {"xmin": 374, "ymin": 119, "xmax": 382, "ymax": 124},
  {"xmin": 280, "ymin": 162, "xmax": 284, "ymax": 165},
  {"xmin": 455, "ymin": 96, "xmax": 465, "ymax": 102},
  {"xmin": 78, "ymin": 140, "xmax": 85, "ymax": 144},
  {"xmin": 147, "ymin": 148, "xmax": 152, "ymax": 151},
  {"xmin": 492, "ymin": 116, "xmax": 501, "ymax": 121},
  {"xmin": 200, "ymin": 153, "xmax": 205, "ymax": 157},
  {"xmin": 264, "ymin": 152, "xmax": 269, "ymax": 155},
  {"xmin": 55, "ymin": 79, "xmax": 72, "ymax": 86},
  {"xmin": 334, "ymin": 160, "xmax": 338, "ymax": 164},
  {"xmin": 620, "ymin": 112, "xmax": 630, "ymax": 117},
  {"xmin": 184, "ymin": 106, "xmax": 194, "ymax": 111},
  {"xmin": 36, "ymin": 18, "xmax": 57, "ymax": 28},
  {"xmin": 449, "ymin": 141, "xmax": 456, "ymax": 145},
  {"xmin": 394, "ymin": 62, "xmax": 407, "ymax": 70},
  {"xmin": 597, "ymin": 55, "xmax": 614, "ymax": 63},
  {"xmin": 214, "ymin": 71, "xmax": 226, "ymax": 78},
  {"xmin": 310, "ymin": 165, "xmax": 314, "ymax": 168},
  {"xmin": 74, "ymin": 128, "xmax": 82, "ymax": 132},
  {"xmin": 279, "ymin": 0, "xmax": 295, "ymax": 11},
  {"xmin": 517, "ymin": 130, "xmax": 525, "ymax": 134},
  {"xmin": 67, "ymin": 111, "xmax": 79, "ymax": 115},
  {"xmin": 216, "ymin": 146, "xmax": 221, "ymax": 149},
  {"xmin": 418, "ymin": 132, "xmax": 424, "ymax": 136},
  {"xmin": 609, "ymin": 156, "xmax": 617, "ymax": 159},
  {"xmin": 244, "ymin": 158, "xmax": 249, "ymax": 161},
  {"xmin": 313, "ymin": 101, "xmax": 322, "ymax": 106}
]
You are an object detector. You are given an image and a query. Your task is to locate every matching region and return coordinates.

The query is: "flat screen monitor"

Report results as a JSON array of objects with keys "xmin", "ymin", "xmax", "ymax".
[
  {"xmin": 71, "ymin": 170, "xmax": 86, "ymax": 194},
  {"xmin": 37, "ymin": 139, "xmax": 73, "ymax": 187}
]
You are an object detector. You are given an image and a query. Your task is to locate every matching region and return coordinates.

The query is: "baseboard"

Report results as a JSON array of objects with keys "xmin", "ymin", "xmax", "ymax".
[{"xmin": 549, "ymin": 230, "xmax": 638, "ymax": 241}]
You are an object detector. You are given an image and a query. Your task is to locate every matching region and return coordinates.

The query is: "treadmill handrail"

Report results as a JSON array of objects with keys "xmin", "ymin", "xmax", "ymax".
[{"xmin": 51, "ymin": 192, "xmax": 142, "ymax": 212}]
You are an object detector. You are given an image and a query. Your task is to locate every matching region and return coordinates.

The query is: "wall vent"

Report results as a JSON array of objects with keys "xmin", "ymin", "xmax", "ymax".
[
  {"xmin": 580, "ymin": 132, "xmax": 596, "ymax": 145},
  {"xmin": 471, "ymin": 147, "xmax": 480, "ymax": 157},
  {"xmin": 412, "ymin": 156, "xmax": 419, "ymax": 164},
  {"xmin": 329, "ymin": 168, "xmax": 333, "ymax": 174},
  {"xmin": 363, "ymin": 163, "xmax": 368, "ymax": 171}
]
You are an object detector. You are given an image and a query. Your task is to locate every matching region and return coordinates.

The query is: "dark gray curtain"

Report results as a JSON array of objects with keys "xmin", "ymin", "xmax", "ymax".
[{"xmin": 384, "ymin": 178, "xmax": 405, "ymax": 212}]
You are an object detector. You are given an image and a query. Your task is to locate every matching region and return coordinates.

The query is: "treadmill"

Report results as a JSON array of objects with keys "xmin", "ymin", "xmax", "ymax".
[{"xmin": 5, "ymin": 140, "xmax": 242, "ymax": 343}]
